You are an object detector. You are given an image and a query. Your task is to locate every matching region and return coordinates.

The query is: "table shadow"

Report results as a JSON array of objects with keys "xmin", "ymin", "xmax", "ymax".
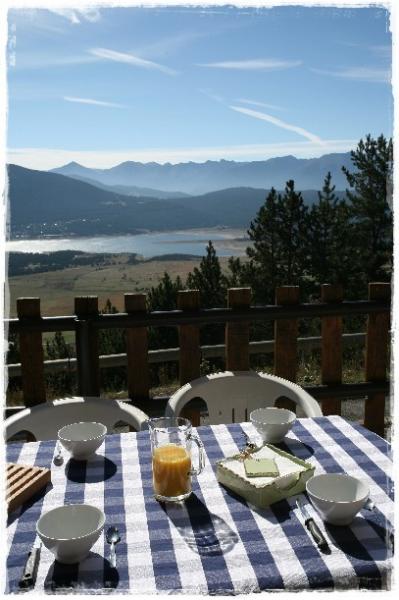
[
  {"xmin": 7, "ymin": 483, "xmax": 53, "ymax": 527},
  {"xmin": 65, "ymin": 457, "xmax": 117, "ymax": 483},
  {"xmin": 43, "ymin": 552, "xmax": 119, "ymax": 593},
  {"xmin": 325, "ymin": 517, "xmax": 392, "ymax": 561},
  {"xmin": 276, "ymin": 439, "xmax": 315, "ymax": 459},
  {"xmin": 161, "ymin": 493, "xmax": 238, "ymax": 556}
]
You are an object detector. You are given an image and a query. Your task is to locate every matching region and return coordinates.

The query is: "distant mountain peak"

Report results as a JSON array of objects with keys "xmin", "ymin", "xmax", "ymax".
[
  {"xmin": 63, "ymin": 161, "xmax": 85, "ymax": 168},
  {"xmin": 51, "ymin": 151, "xmax": 353, "ymax": 194}
]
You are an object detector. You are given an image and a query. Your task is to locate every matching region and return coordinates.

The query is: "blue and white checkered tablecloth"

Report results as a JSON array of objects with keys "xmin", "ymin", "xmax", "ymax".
[{"xmin": 5, "ymin": 416, "xmax": 393, "ymax": 594}]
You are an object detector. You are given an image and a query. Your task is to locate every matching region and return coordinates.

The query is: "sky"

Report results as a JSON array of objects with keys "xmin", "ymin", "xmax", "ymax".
[{"xmin": 6, "ymin": 4, "xmax": 393, "ymax": 169}]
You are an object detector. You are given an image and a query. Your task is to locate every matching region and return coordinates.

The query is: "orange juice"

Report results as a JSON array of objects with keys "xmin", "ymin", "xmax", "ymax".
[{"xmin": 152, "ymin": 444, "xmax": 192, "ymax": 499}]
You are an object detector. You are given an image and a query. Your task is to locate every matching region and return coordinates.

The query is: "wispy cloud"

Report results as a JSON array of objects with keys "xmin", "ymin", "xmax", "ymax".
[
  {"xmin": 236, "ymin": 98, "xmax": 283, "ymax": 111},
  {"xmin": 229, "ymin": 106, "xmax": 322, "ymax": 144},
  {"xmin": 89, "ymin": 48, "xmax": 177, "ymax": 76},
  {"xmin": 369, "ymin": 44, "xmax": 391, "ymax": 58},
  {"xmin": 64, "ymin": 96, "xmax": 126, "ymax": 109},
  {"xmin": 48, "ymin": 8, "xmax": 101, "ymax": 25},
  {"xmin": 137, "ymin": 31, "xmax": 208, "ymax": 60},
  {"xmin": 14, "ymin": 54, "xmax": 99, "ymax": 70},
  {"xmin": 197, "ymin": 58, "xmax": 301, "ymax": 71},
  {"xmin": 311, "ymin": 66, "xmax": 390, "ymax": 83},
  {"xmin": 8, "ymin": 140, "xmax": 356, "ymax": 171},
  {"xmin": 199, "ymin": 89, "xmax": 224, "ymax": 103}
]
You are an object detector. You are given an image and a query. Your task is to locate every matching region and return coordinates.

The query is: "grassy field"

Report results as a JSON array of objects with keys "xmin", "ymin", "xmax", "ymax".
[{"xmin": 6, "ymin": 255, "xmax": 236, "ymax": 317}]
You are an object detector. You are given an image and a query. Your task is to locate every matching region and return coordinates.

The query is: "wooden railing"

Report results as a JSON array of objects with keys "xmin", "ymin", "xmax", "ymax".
[{"xmin": 5, "ymin": 283, "xmax": 391, "ymax": 436}]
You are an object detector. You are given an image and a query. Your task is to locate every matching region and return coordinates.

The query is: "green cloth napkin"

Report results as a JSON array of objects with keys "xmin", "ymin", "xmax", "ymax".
[{"xmin": 244, "ymin": 457, "xmax": 279, "ymax": 477}]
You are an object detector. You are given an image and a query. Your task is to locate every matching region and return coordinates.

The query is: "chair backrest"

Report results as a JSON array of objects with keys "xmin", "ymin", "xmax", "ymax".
[
  {"xmin": 5, "ymin": 397, "xmax": 149, "ymax": 442},
  {"xmin": 166, "ymin": 371, "xmax": 322, "ymax": 424}
]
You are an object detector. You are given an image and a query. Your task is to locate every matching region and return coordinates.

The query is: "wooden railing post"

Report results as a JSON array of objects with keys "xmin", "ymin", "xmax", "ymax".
[
  {"xmin": 177, "ymin": 290, "xmax": 201, "ymax": 426},
  {"xmin": 321, "ymin": 284, "xmax": 343, "ymax": 415},
  {"xmin": 226, "ymin": 288, "xmax": 251, "ymax": 371},
  {"xmin": 75, "ymin": 296, "xmax": 100, "ymax": 397},
  {"xmin": 17, "ymin": 298, "xmax": 46, "ymax": 406},
  {"xmin": 364, "ymin": 283, "xmax": 390, "ymax": 436},
  {"xmin": 274, "ymin": 286, "xmax": 300, "ymax": 411},
  {"xmin": 125, "ymin": 293, "xmax": 150, "ymax": 403}
]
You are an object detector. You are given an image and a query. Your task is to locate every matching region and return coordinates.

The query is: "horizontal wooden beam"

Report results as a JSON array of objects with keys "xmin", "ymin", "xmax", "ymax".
[
  {"xmin": 6, "ymin": 332, "xmax": 367, "ymax": 376},
  {"xmin": 5, "ymin": 301, "xmax": 390, "ymax": 333}
]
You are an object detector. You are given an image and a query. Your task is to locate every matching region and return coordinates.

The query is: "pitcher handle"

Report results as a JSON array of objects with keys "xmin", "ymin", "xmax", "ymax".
[{"xmin": 187, "ymin": 433, "xmax": 205, "ymax": 476}]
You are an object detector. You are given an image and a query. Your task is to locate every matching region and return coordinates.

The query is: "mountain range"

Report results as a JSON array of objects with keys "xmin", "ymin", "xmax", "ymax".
[
  {"xmin": 8, "ymin": 163, "xmax": 345, "ymax": 239},
  {"xmin": 8, "ymin": 152, "xmax": 352, "ymax": 239},
  {"xmin": 51, "ymin": 152, "xmax": 352, "ymax": 195}
]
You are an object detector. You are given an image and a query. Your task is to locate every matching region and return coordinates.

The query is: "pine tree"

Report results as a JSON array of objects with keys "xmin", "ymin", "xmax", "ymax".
[
  {"xmin": 246, "ymin": 187, "xmax": 280, "ymax": 301},
  {"xmin": 308, "ymin": 172, "xmax": 353, "ymax": 287},
  {"xmin": 186, "ymin": 241, "xmax": 226, "ymax": 308},
  {"xmin": 244, "ymin": 182, "xmax": 309, "ymax": 302},
  {"xmin": 147, "ymin": 272, "xmax": 183, "ymax": 311},
  {"xmin": 276, "ymin": 180, "xmax": 309, "ymax": 285},
  {"xmin": 343, "ymin": 134, "xmax": 393, "ymax": 282},
  {"xmin": 98, "ymin": 299, "xmax": 125, "ymax": 355},
  {"xmin": 147, "ymin": 272, "xmax": 184, "ymax": 349}
]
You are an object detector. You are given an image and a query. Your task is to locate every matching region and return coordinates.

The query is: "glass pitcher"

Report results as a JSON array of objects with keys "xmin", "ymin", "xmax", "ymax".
[{"xmin": 148, "ymin": 417, "xmax": 205, "ymax": 502}]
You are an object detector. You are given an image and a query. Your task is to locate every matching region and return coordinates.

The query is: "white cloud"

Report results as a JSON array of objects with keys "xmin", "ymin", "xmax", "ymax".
[
  {"xmin": 7, "ymin": 140, "xmax": 356, "ymax": 171},
  {"xmin": 311, "ymin": 66, "xmax": 390, "ymax": 83},
  {"xmin": 64, "ymin": 96, "xmax": 127, "ymax": 108},
  {"xmin": 236, "ymin": 98, "xmax": 283, "ymax": 111},
  {"xmin": 197, "ymin": 59, "xmax": 301, "ymax": 71},
  {"xmin": 199, "ymin": 89, "xmax": 224, "ymax": 103},
  {"xmin": 369, "ymin": 45, "xmax": 391, "ymax": 58},
  {"xmin": 229, "ymin": 105, "xmax": 322, "ymax": 144},
  {"xmin": 48, "ymin": 8, "xmax": 101, "ymax": 25},
  {"xmin": 14, "ymin": 54, "xmax": 99, "ymax": 70},
  {"xmin": 89, "ymin": 48, "xmax": 177, "ymax": 76}
]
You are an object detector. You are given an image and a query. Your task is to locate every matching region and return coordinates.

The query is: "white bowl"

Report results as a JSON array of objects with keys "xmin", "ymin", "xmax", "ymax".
[
  {"xmin": 250, "ymin": 407, "xmax": 296, "ymax": 443},
  {"xmin": 58, "ymin": 422, "xmax": 107, "ymax": 460},
  {"xmin": 306, "ymin": 473, "xmax": 369, "ymax": 526},
  {"xmin": 36, "ymin": 504, "xmax": 105, "ymax": 564}
]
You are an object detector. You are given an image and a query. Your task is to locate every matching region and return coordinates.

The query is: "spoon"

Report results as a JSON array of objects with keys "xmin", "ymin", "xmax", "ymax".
[
  {"xmin": 53, "ymin": 442, "xmax": 64, "ymax": 466},
  {"xmin": 106, "ymin": 526, "xmax": 121, "ymax": 568}
]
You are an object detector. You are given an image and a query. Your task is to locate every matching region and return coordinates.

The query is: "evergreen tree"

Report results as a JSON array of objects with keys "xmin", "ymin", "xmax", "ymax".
[
  {"xmin": 45, "ymin": 331, "xmax": 75, "ymax": 396},
  {"xmin": 343, "ymin": 134, "xmax": 393, "ymax": 282},
  {"xmin": 147, "ymin": 272, "xmax": 184, "ymax": 350},
  {"xmin": 97, "ymin": 300, "xmax": 127, "ymax": 392},
  {"xmin": 45, "ymin": 331, "xmax": 71, "ymax": 360},
  {"xmin": 186, "ymin": 241, "xmax": 226, "ymax": 307},
  {"xmin": 98, "ymin": 299, "xmax": 125, "ymax": 355},
  {"xmin": 147, "ymin": 272, "xmax": 183, "ymax": 311},
  {"xmin": 277, "ymin": 180, "xmax": 309, "ymax": 285},
  {"xmin": 308, "ymin": 172, "xmax": 353, "ymax": 288},
  {"xmin": 244, "ymin": 181, "xmax": 309, "ymax": 302},
  {"xmin": 246, "ymin": 187, "xmax": 280, "ymax": 302}
]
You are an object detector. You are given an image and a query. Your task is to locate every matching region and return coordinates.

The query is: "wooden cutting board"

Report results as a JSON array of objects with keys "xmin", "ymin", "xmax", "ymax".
[{"xmin": 6, "ymin": 463, "xmax": 51, "ymax": 514}]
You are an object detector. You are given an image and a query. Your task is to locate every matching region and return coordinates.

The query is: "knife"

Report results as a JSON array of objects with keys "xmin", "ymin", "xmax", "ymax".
[
  {"xmin": 18, "ymin": 540, "xmax": 41, "ymax": 589},
  {"xmin": 296, "ymin": 497, "xmax": 328, "ymax": 549}
]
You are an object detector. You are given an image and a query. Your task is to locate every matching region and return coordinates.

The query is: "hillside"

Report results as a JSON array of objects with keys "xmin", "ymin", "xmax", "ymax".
[
  {"xmin": 6, "ymin": 164, "xmax": 213, "ymax": 238},
  {"xmin": 51, "ymin": 152, "xmax": 353, "ymax": 194},
  {"xmin": 7, "ymin": 164, "xmax": 343, "ymax": 239}
]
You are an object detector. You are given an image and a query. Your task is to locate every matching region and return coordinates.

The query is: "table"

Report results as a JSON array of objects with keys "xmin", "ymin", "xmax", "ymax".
[{"xmin": 5, "ymin": 416, "xmax": 393, "ymax": 594}]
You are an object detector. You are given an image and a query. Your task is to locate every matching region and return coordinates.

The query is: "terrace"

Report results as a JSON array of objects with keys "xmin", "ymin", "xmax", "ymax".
[{"xmin": 5, "ymin": 281, "xmax": 390, "ymax": 437}]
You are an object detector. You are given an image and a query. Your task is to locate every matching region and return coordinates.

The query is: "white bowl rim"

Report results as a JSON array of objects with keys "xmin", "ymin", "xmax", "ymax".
[
  {"xmin": 250, "ymin": 407, "xmax": 296, "ymax": 425},
  {"xmin": 36, "ymin": 504, "xmax": 105, "ymax": 541},
  {"xmin": 306, "ymin": 473, "xmax": 369, "ymax": 505},
  {"xmin": 58, "ymin": 421, "xmax": 107, "ymax": 443}
]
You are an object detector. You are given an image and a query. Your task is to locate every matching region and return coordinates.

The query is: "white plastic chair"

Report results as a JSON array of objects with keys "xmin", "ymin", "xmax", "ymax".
[
  {"xmin": 165, "ymin": 371, "xmax": 322, "ymax": 424},
  {"xmin": 4, "ymin": 396, "xmax": 150, "ymax": 442}
]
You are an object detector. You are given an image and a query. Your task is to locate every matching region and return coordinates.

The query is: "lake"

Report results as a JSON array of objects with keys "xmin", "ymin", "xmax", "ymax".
[{"xmin": 6, "ymin": 228, "xmax": 249, "ymax": 258}]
